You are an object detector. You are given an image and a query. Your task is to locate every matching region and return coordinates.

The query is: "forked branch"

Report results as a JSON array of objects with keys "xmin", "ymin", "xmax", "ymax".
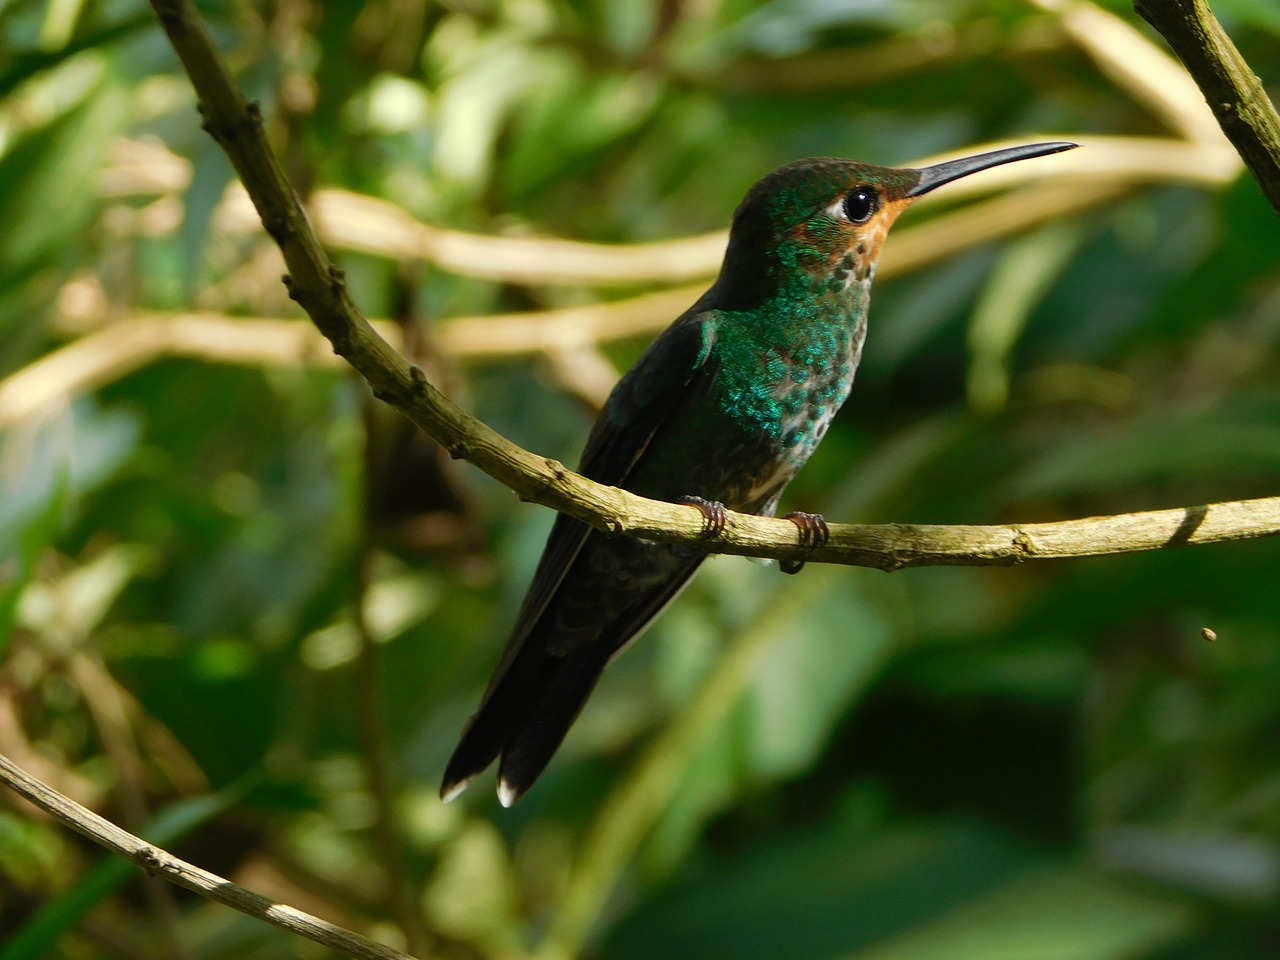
[{"xmin": 141, "ymin": 0, "xmax": 1280, "ymax": 571}]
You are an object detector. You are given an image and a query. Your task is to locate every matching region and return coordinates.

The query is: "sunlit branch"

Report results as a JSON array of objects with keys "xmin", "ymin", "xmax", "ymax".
[
  {"xmin": 107, "ymin": 135, "xmax": 1237, "ymax": 287},
  {"xmin": 129, "ymin": 0, "xmax": 1280, "ymax": 578},
  {"xmin": 0, "ymin": 752, "xmax": 421, "ymax": 960},
  {"xmin": 1135, "ymin": 0, "xmax": 1280, "ymax": 213}
]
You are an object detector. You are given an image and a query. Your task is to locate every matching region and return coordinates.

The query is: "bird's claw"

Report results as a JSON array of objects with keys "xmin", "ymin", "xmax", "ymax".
[
  {"xmin": 679, "ymin": 496, "xmax": 728, "ymax": 539},
  {"xmin": 780, "ymin": 511, "xmax": 829, "ymax": 574}
]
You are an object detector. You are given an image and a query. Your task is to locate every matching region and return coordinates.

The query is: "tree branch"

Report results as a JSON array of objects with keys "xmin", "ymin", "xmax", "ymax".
[
  {"xmin": 137, "ymin": 0, "xmax": 1280, "ymax": 571},
  {"xmin": 0, "ymin": 752, "xmax": 420, "ymax": 960},
  {"xmin": 113, "ymin": 134, "xmax": 1240, "ymax": 287},
  {"xmin": 1135, "ymin": 0, "xmax": 1280, "ymax": 213}
]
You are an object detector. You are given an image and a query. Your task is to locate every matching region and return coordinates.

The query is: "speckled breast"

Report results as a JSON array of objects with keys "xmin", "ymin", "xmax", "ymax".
[{"xmin": 633, "ymin": 304, "xmax": 869, "ymax": 514}]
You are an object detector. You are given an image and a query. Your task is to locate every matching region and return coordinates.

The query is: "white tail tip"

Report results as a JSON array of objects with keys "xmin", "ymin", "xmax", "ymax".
[
  {"xmin": 497, "ymin": 779, "xmax": 520, "ymax": 808},
  {"xmin": 440, "ymin": 778, "xmax": 471, "ymax": 804}
]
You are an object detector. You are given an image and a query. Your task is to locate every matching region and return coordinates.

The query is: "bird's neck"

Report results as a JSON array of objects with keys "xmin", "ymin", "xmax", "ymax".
[
  {"xmin": 700, "ymin": 253, "xmax": 873, "ymax": 445},
  {"xmin": 707, "ymin": 245, "xmax": 875, "ymax": 343}
]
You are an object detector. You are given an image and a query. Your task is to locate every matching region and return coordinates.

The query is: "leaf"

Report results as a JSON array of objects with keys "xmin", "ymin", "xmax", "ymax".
[
  {"xmin": 851, "ymin": 867, "xmax": 1192, "ymax": 960},
  {"xmin": 606, "ymin": 816, "xmax": 1039, "ymax": 960},
  {"xmin": 0, "ymin": 70, "xmax": 128, "ymax": 278},
  {"xmin": 607, "ymin": 814, "xmax": 1192, "ymax": 960},
  {"xmin": 745, "ymin": 581, "xmax": 892, "ymax": 778},
  {"xmin": 966, "ymin": 222, "xmax": 1084, "ymax": 413},
  {"xmin": 0, "ymin": 472, "xmax": 66, "ymax": 656}
]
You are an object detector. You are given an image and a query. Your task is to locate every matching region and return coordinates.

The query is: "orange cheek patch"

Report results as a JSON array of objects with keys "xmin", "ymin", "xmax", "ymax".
[
  {"xmin": 793, "ymin": 195, "xmax": 916, "ymax": 280},
  {"xmin": 861, "ymin": 197, "xmax": 912, "ymax": 259},
  {"xmin": 842, "ymin": 196, "xmax": 913, "ymax": 277}
]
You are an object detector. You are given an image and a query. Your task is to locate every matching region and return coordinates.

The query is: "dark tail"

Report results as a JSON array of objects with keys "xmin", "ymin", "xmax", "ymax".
[
  {"xmin": 441, "ymin": 552, "xmax": 703, "ymax": 805},
  {"xmin": 440, "ymin": 634, "xmax": 613, "ymax": 806}
]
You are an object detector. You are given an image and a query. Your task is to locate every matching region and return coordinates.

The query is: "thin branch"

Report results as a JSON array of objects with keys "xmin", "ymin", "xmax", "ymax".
[
  {"xmin": 18, "ymin": 311, "xmax": 1280, "ymax": 565},
  {"xmin": 1135, "ymin": 0, "xmax": 1280, "ymax": 213},
  {"xmin": 10, "ymin": 298, "xmax": 1280, "ymax": 563},
  {"xmin": 68, "ymin": 654, "xmax": 189, "ymax": 960},
  {"xmin": 135, "ymin": 0, "xmax": 1280, "ymax": 574},
  {"xmin": 0, "ymin": 295, "xmax": 691, "ymax": 428},
  {"xmin": 112, "ymin": 133, "xmax": 1236, "ymax": 286},
  {"xmin": 305, "ymin": 190, "xmax": 724, "ymax": 287},
  {"xmin": 236, "ymin": 136, "xmax": 1237, "ymax": 284},
  {"xmin": 0, "ymin": 752, "xmax": 420, "ymax": 960},
  {"xmin": 1033, "ymin": 0, "xmax": 1224, "ymax": 143},
  {"xmin": 0, "ymin": 312, "xmax": 359, "ymax": 429}
]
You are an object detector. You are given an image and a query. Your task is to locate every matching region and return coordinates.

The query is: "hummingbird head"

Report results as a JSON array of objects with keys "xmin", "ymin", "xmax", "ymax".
[{"xmin": 713, "ymin": 141, "xmax": 1077, "ymax": 310}]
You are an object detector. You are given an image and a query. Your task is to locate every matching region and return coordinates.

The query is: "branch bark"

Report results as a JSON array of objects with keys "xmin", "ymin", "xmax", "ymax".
[
  {"xmin": 1135, "ymin": 0, "xmax": 1280, "ymax": 213},
  {"xmin": 0, "ymin": 752, "xmax": 419, "ymax": 960}
]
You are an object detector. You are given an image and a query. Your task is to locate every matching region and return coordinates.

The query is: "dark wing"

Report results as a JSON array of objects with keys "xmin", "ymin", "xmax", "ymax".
[
  {"xmin": 441, "ymin": 309, "xmax": 719, "ymax": 802},
  {"xmin": 478, "ymin": 308, "xmax": 717, "ymax": 691}
]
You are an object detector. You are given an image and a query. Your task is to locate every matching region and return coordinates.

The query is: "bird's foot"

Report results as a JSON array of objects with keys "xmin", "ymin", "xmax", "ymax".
[
  {"xmin": 780, "ymin": 511, "xmax": 829, "ymax": 574},
  {"xmin": 679, "ymin": 496, "xmax": 728, "ymax": 539}
]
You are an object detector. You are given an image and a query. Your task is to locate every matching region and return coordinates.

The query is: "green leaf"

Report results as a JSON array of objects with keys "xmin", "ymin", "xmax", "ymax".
[
  {"xmin": 967, "ymin": 222, "xmax": 1083, "ymax": 413},
  {"xmin": 745, "ymin": 581, "xmax": 892, "ymax": 778},
  {"xmin": 0, "ymin": 70, "xmax": 128, "ymax": 278},
  {"xmin": 851, "ymin": 867, "xmax": 1192, "ymax": 960},
  {"xmin": 607, "ymin": 817, "xmax": 1039, "ymax": 960},
  {"xmin": 0, "ymin": 472, "xmax": 66, "ymax": 657}
]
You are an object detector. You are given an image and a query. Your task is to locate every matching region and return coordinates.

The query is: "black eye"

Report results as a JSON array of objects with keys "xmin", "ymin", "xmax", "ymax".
[{"xmin": 842, "ymin": 187, "xmax": 877, "ymax": 223}]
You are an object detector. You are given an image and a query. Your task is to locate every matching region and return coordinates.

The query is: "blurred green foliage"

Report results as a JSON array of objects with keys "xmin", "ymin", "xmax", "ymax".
[{"xmin": 2, "ymin": 0, "xmax": 1279, "ymax": 958}]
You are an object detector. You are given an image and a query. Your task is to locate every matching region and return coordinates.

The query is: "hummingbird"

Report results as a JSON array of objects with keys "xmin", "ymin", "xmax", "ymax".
[{"xmin": 442, "ymin": 140, "xmax": 1077, "ymax": 806}]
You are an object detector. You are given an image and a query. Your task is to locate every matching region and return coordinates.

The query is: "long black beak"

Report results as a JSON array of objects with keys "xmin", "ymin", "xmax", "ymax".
[{"xmin": 906, "ymin": 141, "xmax": 1078, "ymax": 198}]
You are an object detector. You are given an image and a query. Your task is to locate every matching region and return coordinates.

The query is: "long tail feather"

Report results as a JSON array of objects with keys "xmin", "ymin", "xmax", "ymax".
[
  {"xmin": 439, "ymin": 635, "xmax": 561, "ymax": 801},
  {"xmin": 441, "ymin": 549, "xmax": 703, "ymax": 804},
  {"xmin": 495, "ymin": 640, "xmax": 615, "ymax": 805}
]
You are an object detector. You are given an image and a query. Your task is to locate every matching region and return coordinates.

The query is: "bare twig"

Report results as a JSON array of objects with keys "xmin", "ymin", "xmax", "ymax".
[
  {"xmin": 68, "ymin": 655, "xmax": 189, "ymax": 960},
  {"xmin": 0, "ymin": 752, "xmax": 419, "ymax": 960},
  {"xmin": 110, "ymin": 134, "xmax": 1236, "ymax": 287},
  {"xmin": 305, "ymin": 190, "xmax": 724, "ymax": 287},
  {"xmin": 245, "ymin": 136, "xmax": 1237, "ymax": 283},
  {"xmin": 1135, "ymin": 0, "xmax": 1280, "ymax": 213}
]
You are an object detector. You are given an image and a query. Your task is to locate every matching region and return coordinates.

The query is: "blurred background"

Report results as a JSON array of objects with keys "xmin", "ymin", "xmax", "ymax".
[{"xmin": 2, "ymin": 0, "xmax": 1279, "ymax": 958}]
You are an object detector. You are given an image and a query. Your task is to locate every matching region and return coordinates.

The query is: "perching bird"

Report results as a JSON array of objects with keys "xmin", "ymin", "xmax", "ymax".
[{"xmin": 442, "ymin": 140, "xmax": 1077, "ymax": 805}]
